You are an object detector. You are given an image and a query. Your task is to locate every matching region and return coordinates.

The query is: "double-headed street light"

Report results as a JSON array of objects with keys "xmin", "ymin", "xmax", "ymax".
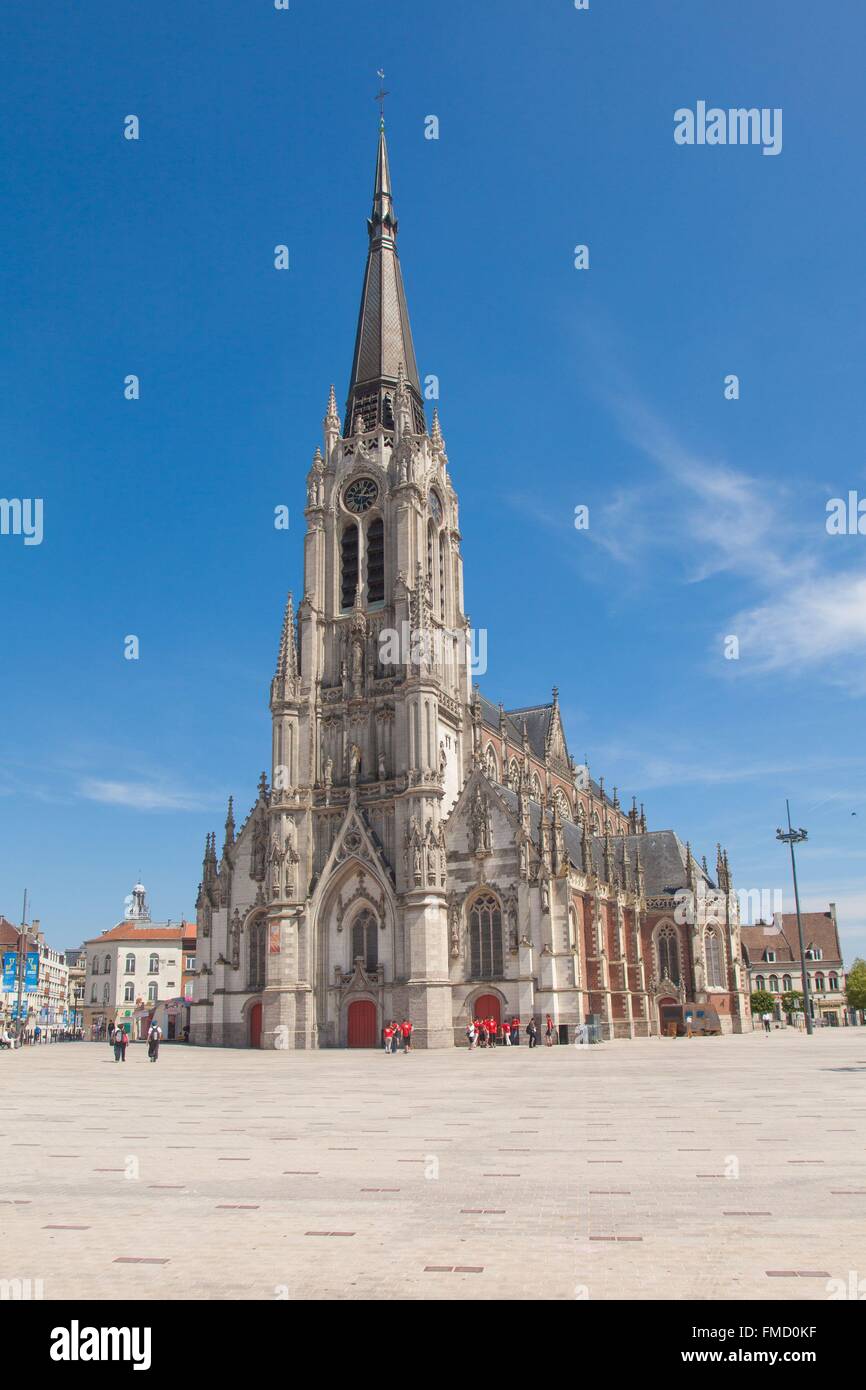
[{"xmin": 776, "ymin": 799, "xmax": 812, "ymax": 1037}]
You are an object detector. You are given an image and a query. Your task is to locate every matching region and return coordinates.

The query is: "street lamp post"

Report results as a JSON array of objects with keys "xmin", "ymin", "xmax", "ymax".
[{"xmin": 776, "ymin": 800, "xmax": 812, "ymax": 1037}]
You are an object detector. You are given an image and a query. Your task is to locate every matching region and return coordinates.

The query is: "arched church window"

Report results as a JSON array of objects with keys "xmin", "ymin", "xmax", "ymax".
[
  {"xmin": 351, "ymin": 908, "xmax": 379, "ymax": 973},
  {"xmin": 531, "ymin": 773, "xmax": 542, "ymax": 802},
  {"xmin": 469, "ymin": 892, "xmax": 503, "ymax": 979},
  {"xmin": 484, "ymin": 744, "xmax": 498, "ymax": 783},
  {"xmin": 554, "ymin": 788, "xmax": 572, "ymax": 821},
  {"xmin": 439, "ymin": 533, "xmax": 446, "ymax": 618},
  {"xmin": 592, "ymin": 813, "xmax": 601, "ymax": 834},
  {"xmin": 340, "ymin": 523, "xmax": 359, "ymax": 610},
  {"xmin": 366, "ymin": 516, "xmax": 384, "ymax": 604},
  {"xmin": 657, "ymin": 925, "xmax": 680, "ymax": 984},
  {"xmin": 706, "ymin": 930, "xmax": 724, "ymax": 988},
  {"xmin": 248, "ymin": 917, "xmax": 267, "ymax": 992},
  {"xmin": 509, "ymin": 758, "xmax": 521, "ymax": 788}
]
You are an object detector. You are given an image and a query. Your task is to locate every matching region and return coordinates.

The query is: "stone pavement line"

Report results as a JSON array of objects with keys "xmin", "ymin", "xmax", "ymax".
[{"xmin": 1, "ymin": 1030, "xmax": 865, "ymax": 1301}]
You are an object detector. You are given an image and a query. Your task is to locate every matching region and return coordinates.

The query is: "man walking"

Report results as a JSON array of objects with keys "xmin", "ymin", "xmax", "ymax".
[
  {"xmin": 147, "ymin": 1021, "xmax": 162, "ymax": 1062},
  {"xmin": 527, "ymin": 1017, "xmax": 538, "ymax": 1048},
  {"xmin": 113, "ymin": 1024, "xmax": 124, "ymax": 1062},
  {"xmin": 400, "ymin": 1018, "xmax": 413, "ymax": 1053}
]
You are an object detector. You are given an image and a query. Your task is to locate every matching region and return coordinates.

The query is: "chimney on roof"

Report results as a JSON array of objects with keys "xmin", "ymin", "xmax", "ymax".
[{"xmin": 829, "ymin": 902, "xmax": 836, "ymax": 923}]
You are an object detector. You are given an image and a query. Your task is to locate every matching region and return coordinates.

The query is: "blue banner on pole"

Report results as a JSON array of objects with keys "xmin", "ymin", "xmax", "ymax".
[
  {"xmin": 2, "ymin": 952, "xmax": 16, "ymax": 991},
  {"xmin": 24, "ymin": 952, "xmax": 39, "ymax": 989}
]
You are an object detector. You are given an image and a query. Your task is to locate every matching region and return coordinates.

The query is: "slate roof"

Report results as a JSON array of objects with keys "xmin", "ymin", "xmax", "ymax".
[
  {"xmin": 478, "ymin": 691, "xmax": 625, "ymax": 807},
  {"xmin": 493, "ymin": 786, "xmax": 707, "ymax": 893}
]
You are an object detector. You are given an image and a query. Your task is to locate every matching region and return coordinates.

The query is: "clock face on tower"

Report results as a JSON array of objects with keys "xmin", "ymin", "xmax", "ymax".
[{"xmin": 343, "ymin": 477, "xmax": 379, "ymax": 513}]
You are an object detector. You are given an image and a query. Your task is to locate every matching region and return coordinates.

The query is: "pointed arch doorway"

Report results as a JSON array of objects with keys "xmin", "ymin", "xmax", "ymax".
[
  {"xmin": 347, "ymin": 999, "xmax": 378, "ymax": 1048},
  {"xmin": 249, "ymin": 1001, "xmax": 263, "ymax": 1049},
  {"xmin": 473, "ymin": 993, "xmax": 501, "ymax": 1024}
]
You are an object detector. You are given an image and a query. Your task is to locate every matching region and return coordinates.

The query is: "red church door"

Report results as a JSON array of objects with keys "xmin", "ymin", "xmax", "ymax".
[
  {"xmin": 347, "ymin": 999, "xmax": 377, "ymax": 1048},
  {"xmin": 249, "ymin": 1002, "xmax": 262, "ymax": 1049},
  {"xmin": 474, "ymin": 993, "xmax": 501, "ymax": 1024}
]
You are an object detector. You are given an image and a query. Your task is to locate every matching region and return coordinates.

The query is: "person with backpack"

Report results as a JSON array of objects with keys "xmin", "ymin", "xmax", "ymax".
[
  {"xmin": 526, "ymin": 1017, "xmax": 538, "ymax": 1048},
  {"xmin": 147, "ymin": 1021, "xmax": 162, "ymax": 1062},
  {"xmin": 112, "ymin": 1024, "xmax": 125, "ymax": 1062}
]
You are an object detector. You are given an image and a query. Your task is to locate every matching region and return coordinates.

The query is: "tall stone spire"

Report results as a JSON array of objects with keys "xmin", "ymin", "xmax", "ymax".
[
  {"xmin": 271, "ymin": 591, "xmax": 299, "ymax": 698},
  {"xmin": 344, "ymin": 121, "xmax": 425, "ymax": 437}
]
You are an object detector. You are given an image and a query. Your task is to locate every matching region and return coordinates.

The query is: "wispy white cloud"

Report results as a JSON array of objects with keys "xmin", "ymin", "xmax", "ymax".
[{"xmin": 80, "ymin": 779, "xmax": 208, "ymax": 812}]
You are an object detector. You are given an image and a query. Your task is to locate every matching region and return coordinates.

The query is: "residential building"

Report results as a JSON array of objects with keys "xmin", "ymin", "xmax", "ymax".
[{"xmin": 741, "ymin": 905, "xmax": 851, "ymax": 1025}]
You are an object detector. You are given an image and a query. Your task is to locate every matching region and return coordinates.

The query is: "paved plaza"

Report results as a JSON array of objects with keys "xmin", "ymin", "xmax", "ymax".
[{"xmin": 2, "ymin": 1030, "xmax": 865, "ymax": 1301}]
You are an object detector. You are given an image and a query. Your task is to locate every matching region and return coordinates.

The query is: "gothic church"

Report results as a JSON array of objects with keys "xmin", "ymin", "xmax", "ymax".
[{"xmin": 190, "ymin": 122, "xmax": 750, "ymax": 1048}]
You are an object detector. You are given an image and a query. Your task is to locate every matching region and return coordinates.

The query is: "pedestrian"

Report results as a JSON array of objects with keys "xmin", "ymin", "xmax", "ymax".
[
  {"xmin": 527, "ymin": 1017, "xmax": 538, "ymax": 1048},
  {"xmin": 479, "ymin": 1020, "xmax": 489, "ymax": 1049},
  {"xmin": 113, "ymin": 1024, "xmax": 124, "ymax": 1062},
  {"xmin": 762, "ymin": 1011, "xmax": 771, "ymax": 1034},
  {"xmin": 502, "ymin": 1019, "xmax": 512, "ymax": 1046},
  {"xmin": 400, "ymin": 1018, "xmax": 413, "ymax": 1053},
  {"xmin": 383, "ymin": 1021, "xmax": 395, "ymax": 1054},
  {"xmin": 147, "ymin": 1021, "xmax": 162, "ymax": 1062},
  {"xmin": 545, "ymin": 1014, "xmax": 555, "ymax": 1046},
  {"xmin": 466, "ymin": 1019, "xmax": 477, "ymax": 1049},
  {"xmin": 488, "ymin": 1016, "xmax": 498, "ymax": 1048},
  {"xmin": 512, "ymin": 1015, "xmax": 521, "ymax": 1046},
  {"xmin": 118, "ymin": 1026, "xmax": 129, "ymax": 1062}
]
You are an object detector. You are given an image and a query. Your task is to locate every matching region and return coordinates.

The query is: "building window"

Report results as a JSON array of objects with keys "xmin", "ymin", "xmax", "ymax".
[
  {"xmin": 90, "ymin": 984, "xmax": 97, "ymax": 1003},
  {"xmin": 351, "ymin": 908, "xmax": 379, "ymax": 974},
  {"xmin": 769, "ymin": 974, "xmax": 779, "ymax": 993},
  {"xmin": 438, "ymin": 532, "xmax": 446, "ymax": 618},
  {"xmin": 125, "ymin": 953, "xmax": 135, "ymax": 973},
  {"xmin": 765, "ymin": 950, "xmax": 776, "ymax": 962},
  {"xmin": 103, "ymin": 954, "xmax": 111, "ymax": 974},
  {"xmin": 829, "ymin": 974, "xmax": 839, "ymax": 991},
  {"xmin": 657, "ymin": 925, "xmax": 680, "ymax": 985},
  {"xmin": 509, "ymin": 758, "xmax": 520, "ymax": 788},
  {"xmin": 148, "ymin": 953, "xmax": 159, "ymax": 974},
  {"xmin": 782, "ymin": 974, "xmax": 792, "ymax": 992},
  {"xmin": 366, "ymin": 516, "xmax": 384, "ymax": 604},
  {"xmin": 755, "ymin": 975, "xmax": 765, "ymax": 990},
  {"xmin": 124, "ymin": 982, "xmax": 134, "ymax": 1002},
  {"xmin": 248, "ymin": 917, "xmax": 266, "ymax": 992},
  {"xmin": 814, "ymin": 973, "xmax": 825, "ymax": 993},
  {"xmin": 148, "ymin": 982, "xmax": 157, "ymax": 1004},
  {"xmin": 186, "ymin": 955, "xmax": 196, "ymax": 970},
  {"xmin": 102, "ymin": 983, "xmax": 110, "ymax": 1004},
  {"xmin": 706, "ymin": 931, "xmax": 725, "ymax": 988},
  {"xmin": 91, "ymin": 956, "xmax": 99, "ymax": 975},
  {"xmin": 340, "ymin": 523, "xmax": 359, "ymax": 609},
  {"xmin": 468, "ymin": 893, "xmax": 503, "ymax": 979}
]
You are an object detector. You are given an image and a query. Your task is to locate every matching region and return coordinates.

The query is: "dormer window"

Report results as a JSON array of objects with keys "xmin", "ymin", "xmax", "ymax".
[{"xmin": 765, "ymin": 950, "xmax": 776, "ymax": 962}]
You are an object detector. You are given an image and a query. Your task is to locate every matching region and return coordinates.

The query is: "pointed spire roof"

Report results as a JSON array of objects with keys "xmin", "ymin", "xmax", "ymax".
[
  {"xmin": 344, "ymin": 122, "xmax": 425, "ymax": 437},
  {"xmin": 274, "ymin": 591, "xmax": 299, "ymax": 682}
]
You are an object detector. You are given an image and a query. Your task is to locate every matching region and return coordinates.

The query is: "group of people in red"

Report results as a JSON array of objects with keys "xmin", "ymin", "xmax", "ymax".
[
  {"xmin": 382, "ymin": 1018, "xmax": 413, "ymax": 1053},
  {"xmin": 466, "ymin": 1013, "xmax": 557, "ymax": 1049}
]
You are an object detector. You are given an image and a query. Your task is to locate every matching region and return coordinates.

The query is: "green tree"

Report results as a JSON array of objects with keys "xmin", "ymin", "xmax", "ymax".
[
  {"xmin": 750, "ymin": 990, "xmax": 775, "ymax": 1016},
  {"xmin": 780, "ymin": 990, "xmax": 804, "ymax": 1017},
  {"xmin": 846, "ymin": 958, "xmax": 866, "ymax": 1012}
]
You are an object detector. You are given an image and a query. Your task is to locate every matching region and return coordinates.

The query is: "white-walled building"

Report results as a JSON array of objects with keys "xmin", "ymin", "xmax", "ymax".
[{"xmin": 82, "ymin": 883, "xmax": 192, "ymax": 1037}]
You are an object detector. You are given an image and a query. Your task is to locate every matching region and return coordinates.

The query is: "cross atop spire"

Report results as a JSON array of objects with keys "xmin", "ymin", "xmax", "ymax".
[
  {"xmin": 374, "ymin": 69, "xmax": 389, "ymax": 127},
  {"xmin": 344, "ymin": 117, "xmax": 425, "ymax": 437}
]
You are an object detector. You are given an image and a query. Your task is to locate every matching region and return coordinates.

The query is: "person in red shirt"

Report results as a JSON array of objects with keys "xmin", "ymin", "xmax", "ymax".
[
  {"xmin": 502, "ymin": 1019, "xmax": 512, "ymax": 1046},
  {"xmin": 400, "ymin": 1018, "xmax": 413, "ymax": 1053},
  {"xmin": 477, "ymin": 1018, "xmax": 488, "ymax": 1048},
  {"xmin": 512, "ymin": 1015, "xmax": 521, "ymax": 1046},
  {"xmin": 488, "ymin": 1017, "xmax": 498, "ymax": 1048},
  {"xmin": 383, "ymin": 1023, "xmax": 394, "ymax": 1054}
]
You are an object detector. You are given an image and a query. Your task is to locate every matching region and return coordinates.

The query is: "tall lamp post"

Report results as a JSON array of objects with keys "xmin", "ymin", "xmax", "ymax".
[{"xmin": 776, "ymin": 800, "xmax": 812, "ymax": 1037}]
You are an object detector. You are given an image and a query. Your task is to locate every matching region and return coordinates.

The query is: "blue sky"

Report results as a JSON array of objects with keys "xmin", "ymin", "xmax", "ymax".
[{"xmin": 1, "ymin": 0, "xmax": 865, "ymax": 962}]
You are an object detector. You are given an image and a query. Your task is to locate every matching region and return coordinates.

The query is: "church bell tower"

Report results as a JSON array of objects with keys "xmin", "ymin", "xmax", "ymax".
[{"xmin": 263, "ymin": 116, "xmax": 471, "ymax": 1048}]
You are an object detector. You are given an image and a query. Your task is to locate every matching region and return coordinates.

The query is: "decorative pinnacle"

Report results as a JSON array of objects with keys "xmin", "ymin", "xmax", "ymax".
[{"xmin": 274, "ymin": 591, "xmax": 298, "ymax": 682}]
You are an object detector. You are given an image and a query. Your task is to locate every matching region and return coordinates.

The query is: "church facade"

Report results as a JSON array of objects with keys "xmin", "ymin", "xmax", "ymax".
[{"xmin": 190, "ymin": 123, "xmax": 751, "ymax": 1049}]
